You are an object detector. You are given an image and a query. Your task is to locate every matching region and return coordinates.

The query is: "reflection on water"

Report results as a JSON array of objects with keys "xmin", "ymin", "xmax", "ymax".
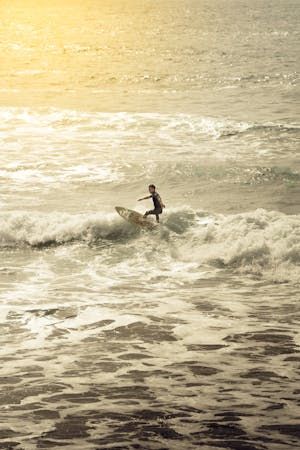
[
  {"xmin": 1, "ymin": 213, "xmax": 300, "ymax": 449},
  {"xmin": 0, "ymin": 0, "xmax": 298, "ymax": 118},
  {"xmin": 1, "ymin": 281, "xmax": 300, "ymax": 449}
]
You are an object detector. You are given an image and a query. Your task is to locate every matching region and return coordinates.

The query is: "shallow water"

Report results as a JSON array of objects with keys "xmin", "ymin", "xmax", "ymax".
[{"xmin": 1, "ymin": 1, "xmax": 300, "ymax": 449}]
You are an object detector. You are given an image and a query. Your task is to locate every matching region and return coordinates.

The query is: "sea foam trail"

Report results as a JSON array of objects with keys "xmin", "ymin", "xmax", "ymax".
[
  {"xmin": 0, "ymin": 107, "xmax": 298, "ymax": 141},
  {"xmin": 0, "ymin": 208, "xmax": 299, "ymax": 283}
]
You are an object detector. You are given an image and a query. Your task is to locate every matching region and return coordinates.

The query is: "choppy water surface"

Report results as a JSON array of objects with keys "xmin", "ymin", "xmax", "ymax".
[{"xmin": 1, "ymin": 1, "xmax": 300, "ymax": 449}]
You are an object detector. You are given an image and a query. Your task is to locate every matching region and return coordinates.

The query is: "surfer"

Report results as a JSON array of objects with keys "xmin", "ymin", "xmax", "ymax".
[{"xmin": 138, "ymin": 184, "xmax": 165, "ymax": 223}]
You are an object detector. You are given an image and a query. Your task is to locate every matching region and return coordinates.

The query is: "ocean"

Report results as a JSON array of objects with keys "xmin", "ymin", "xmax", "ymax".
[{"xmin": 1, "ymin": 1, "xmax": 299, "ymax": 449}]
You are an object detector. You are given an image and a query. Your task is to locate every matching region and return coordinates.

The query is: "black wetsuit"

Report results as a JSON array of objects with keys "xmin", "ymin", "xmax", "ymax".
[{"xmin": 145, "ymin": 192, "xmax": 163, "ymax": 222}]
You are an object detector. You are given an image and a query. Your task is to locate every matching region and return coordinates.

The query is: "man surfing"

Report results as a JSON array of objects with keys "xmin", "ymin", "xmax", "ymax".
[{"xmin": 138, "ymin": 184, "xmax": 165, "ymax": 223}]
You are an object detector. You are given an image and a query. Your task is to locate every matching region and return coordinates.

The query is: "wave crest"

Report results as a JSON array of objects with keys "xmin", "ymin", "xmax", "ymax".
[
  {"xmin": 1, "ymin": 208, "xmax": 299, "ymax": 284},
  {"xmin": 0, "ymin": 211, "xmax": 137, "ymax": 247}
]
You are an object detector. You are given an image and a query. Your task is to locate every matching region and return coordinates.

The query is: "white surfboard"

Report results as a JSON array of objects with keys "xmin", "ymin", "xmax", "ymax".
[{"xmin": 115, "ymin": 206, "xmax": 158, "ymax": 230}]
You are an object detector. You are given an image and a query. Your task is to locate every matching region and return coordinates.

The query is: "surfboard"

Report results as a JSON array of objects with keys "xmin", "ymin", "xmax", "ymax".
[{"xmin": 115, "ymin": 206, "xmax": 158, "ymax": 230}]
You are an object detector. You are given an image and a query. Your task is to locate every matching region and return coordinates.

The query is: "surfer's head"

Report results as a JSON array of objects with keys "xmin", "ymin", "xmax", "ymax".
[{"xmin": 148, "ymin": 184, "xmax": 156, "ymax": 193}]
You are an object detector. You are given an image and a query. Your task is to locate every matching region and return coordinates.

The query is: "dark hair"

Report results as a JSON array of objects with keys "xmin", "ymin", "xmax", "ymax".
[{"xmin": 149, "ymin": 184, "xmax": 156, "ymax": 189}]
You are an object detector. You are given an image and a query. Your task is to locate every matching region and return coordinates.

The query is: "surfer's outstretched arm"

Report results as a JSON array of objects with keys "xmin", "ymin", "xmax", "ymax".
[{"xmin": 138, "ymin": 195, "xmax": 152, "ymax": 201}]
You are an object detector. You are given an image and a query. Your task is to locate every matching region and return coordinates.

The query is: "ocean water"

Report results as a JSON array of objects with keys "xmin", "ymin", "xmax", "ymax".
[{"xmin": 1, "ymin": 1, "xmax": 300, "ymax": 449}]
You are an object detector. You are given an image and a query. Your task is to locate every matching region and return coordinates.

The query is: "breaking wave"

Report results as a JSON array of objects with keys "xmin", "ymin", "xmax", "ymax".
[
  {"xmin": 1, "ymin": 208, "xmax": 299, "ymax": 284},
  {"xmin": 0, "ymin": 211, "xmax": 138, "ymax": 247}
]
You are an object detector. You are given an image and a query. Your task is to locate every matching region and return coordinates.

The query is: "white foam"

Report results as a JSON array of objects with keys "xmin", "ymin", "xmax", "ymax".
[
  {"xmin": 179, "ymin": 208, "xmax": 300, "ymax": 283},
  {"xmin": 0, "ymin": 210, "xmax": 133, "ymax": 247},
  {"xmin": 0, "ymin": 208, "xmax": 299, "ymax": 284}
]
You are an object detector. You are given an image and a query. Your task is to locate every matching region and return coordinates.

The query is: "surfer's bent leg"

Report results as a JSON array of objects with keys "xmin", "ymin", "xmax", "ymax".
[{"xmin": 144, "ymin": 208, "xmax": 162, "ymax": 222}]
